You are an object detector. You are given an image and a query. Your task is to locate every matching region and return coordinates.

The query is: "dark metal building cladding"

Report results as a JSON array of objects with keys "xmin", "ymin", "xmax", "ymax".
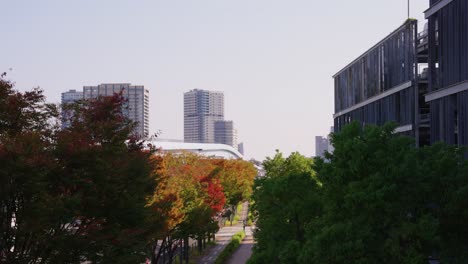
[
  {"xmin": 429, "ymin": 91, "xmax": 468, "ymax": 145},
  {"xmin": 428, "ymin": 0, "xmax": 468, "ymax": 91},
  {"xmin": 333, "ymin": 20, "xmax": 418, "ymax": 133},
  {"xmin": 427, "ymin": 0, "xmax": 468, "ymax": 145},
  {"xmin": 335, "ymin": 87, "xmax": 415, "ymax": 131}
]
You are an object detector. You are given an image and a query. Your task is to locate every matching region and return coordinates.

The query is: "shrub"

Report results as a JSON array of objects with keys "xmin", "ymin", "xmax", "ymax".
[{"xmin": 214, "ymin": 231, "xmax": 245, "ymax": 264}]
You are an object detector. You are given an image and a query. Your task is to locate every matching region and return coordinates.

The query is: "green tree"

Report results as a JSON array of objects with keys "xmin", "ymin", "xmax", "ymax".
[
  {"xmin": 416, "ymin": 143, "xmax": 468, "ymax": 263},
  {"xmin": 250, "ymin": 122, "xmax": 468, "ymax": 264},
  {"xmin": 302, "ymin": 122, "xmax": 468, "ymax": 264},
  {"xmin": 249, "ymin": 151, "xmax": 321, "ymax": 264},
  {"xmin": 302, "ymin": 122, "xmax": 424, "ymax": 263},
  {"xmin": 53, "ymin": 94, "xmax": 158, "ymax": 263},
  {"xmin": 0, "ymin": 75, "xmax": 160, "ymax": 263},
  {"xmin": 0, "ymin": 74, "xmax": 61, "ymax": 263}
]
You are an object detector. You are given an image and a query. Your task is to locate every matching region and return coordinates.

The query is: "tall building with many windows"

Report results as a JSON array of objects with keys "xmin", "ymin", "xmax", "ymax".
[
  {"xmin": 214, "ymin": 120, "xmax": 237, "ymax": 148},
  {"xmin": 83, "ymin": 83, "xmax": 149, "ymax": 137},
  {"xmin": 315, "ymin": 136, "xmax": 329, "ymax": 158},
  {"xmin": 184, "ymin": 89, "xmax": 224, "ymax": 143},
  {"xmin": 61, "ymin": 89, "xmax": 83, "ymax": 129}
]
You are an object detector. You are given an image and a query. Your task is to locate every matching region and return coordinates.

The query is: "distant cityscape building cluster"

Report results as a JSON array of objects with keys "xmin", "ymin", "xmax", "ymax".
[
  {"xmin": 184, "ymin": 89, "xmax": 243, "ymax": 152},
  {"xmin": 61, "ymin": 83, "xmax": 149, "ymax": 138},
  {"xmin": 333, "ymin": 0, "xmax": 468, "ymax": 150},
  {"xmin": 61, "ymin": 86, "xmax": 245, "ymax": 157}
]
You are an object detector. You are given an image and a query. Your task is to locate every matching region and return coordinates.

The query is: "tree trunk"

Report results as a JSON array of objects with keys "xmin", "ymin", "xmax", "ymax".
[
  {"xmin": 197, "ymin": 236, "xmax": 202, "ymax": 253},
  {"xmin": 184, "ymin": 236, "xmax": 189, "ymax": 264}
]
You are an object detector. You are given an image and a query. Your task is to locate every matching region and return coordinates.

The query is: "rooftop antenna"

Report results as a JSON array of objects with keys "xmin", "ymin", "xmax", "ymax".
[{"xmin": 407, "ymin": 0, "xmax": 410, "ymax": 19}]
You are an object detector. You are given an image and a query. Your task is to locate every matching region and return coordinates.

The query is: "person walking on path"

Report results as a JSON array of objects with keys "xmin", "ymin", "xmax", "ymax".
[
  {"xmin": 226, "ymin": 224, "xmax": 255, "ymax": 264},
  {"xmin": 225, "ymin": 201, "xmax": 255, "ymax": 264}
]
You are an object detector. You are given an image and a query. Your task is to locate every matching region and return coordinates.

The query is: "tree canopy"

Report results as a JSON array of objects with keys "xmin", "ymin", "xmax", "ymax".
[
  {"xmin": 0, "ymin": 74, "xmax": 258, "ymax": 263},
  {"xmin": 249, "ymin": 122, "xmax": 468, "ymax": 264}
]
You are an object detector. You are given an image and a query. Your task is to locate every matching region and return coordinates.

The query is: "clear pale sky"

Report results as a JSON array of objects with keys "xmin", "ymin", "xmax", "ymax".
[{"xmin": 1, "ymin": 0, "xmax": 428, "ymax": 160}]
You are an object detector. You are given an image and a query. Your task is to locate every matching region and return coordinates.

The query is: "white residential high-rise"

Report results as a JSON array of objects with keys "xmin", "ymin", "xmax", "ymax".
[
  {"xmin": 315, "ymin": 127, "xmax": 334, "ymax": 158},
  {"xmin": 315, "ymin": 136, "xmax": 329, "ymax": 158},
  {"xmin": 214, "ymin": 120, "xmax": 237, "ymax": 148},
  {"xmin": 61, "ymin": 89, "xmax": 83, "ymax": 129},
  {"xmin": 184, "ymin": 89, "xmax": 224, "ymax": 143},
  {"xmin": 83, "ymin": 83, "xmax": 149, "ymax": 138}
]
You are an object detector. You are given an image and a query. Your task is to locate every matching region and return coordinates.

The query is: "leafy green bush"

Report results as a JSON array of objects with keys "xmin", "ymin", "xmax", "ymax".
[
  {"xmin": 214, "ymin": 231, "xmax": 245, "ymax": 264},
  {"xmin": 236, "ymin": 203, "xmax": 243, "ymax": 213},
  {"xmin": 246, "ymin": 210, "xmax": 254, "ymax": 226}
]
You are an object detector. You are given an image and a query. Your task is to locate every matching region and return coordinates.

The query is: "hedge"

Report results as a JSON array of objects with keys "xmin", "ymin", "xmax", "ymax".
[{"xmin": 214, "ymin": 230, "xmax": 246, "ymax": 264}]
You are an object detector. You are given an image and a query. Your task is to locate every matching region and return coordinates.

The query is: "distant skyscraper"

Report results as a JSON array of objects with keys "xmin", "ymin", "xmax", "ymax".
[
  {"xmin": 184, "ymin": 89, "xmax": 224, "ymax": 143},
  {"xmin": 83, "ymin": 83, "xmax": 149, "ymax": 137},
  {"xmin": 214, "ymin": 120, "xmax": 237, "ymax": 147},
  {"xmin": 315, "ymin": 136, "xmax": 329, "ymax": 158},
  {"xmin": 238, "ymin": 142, "xmax": 244, "ymax": 156},
  {"xmin": 61, "ymin": 89, "xmax": 83, "ymax": 129}
]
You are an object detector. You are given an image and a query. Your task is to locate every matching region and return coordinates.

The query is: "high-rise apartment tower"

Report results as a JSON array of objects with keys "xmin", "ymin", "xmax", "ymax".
[
  {"xmin": 315, "ymin": 136, "xmax": 329, "ymax": 158},
  {"xmin": 214, "ymin": 120, "xmax": 237, "ymax": 148},
  {"xmin": 184, "ymin": 89, "xmax": 224, "ymax": 143},
  {"xmin": 61, "ymin": 89, "xmax": 84, "ymax": 129},
  {"xmin": 83, "ymin": 83, "xmax": 149, "ymax": 137}
]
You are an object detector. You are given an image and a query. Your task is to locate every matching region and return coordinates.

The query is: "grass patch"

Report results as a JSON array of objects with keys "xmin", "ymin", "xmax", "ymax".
[{"xmin": 214, "ymin": 230, "xmax": 245, "ymax": 264}]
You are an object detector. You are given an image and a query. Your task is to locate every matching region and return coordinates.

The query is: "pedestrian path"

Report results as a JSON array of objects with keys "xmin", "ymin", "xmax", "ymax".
[
  {"xmin": 198, "ymin": 225, "xmax": 243, "ymax": 264},
  {"xmin": 226, "ymin": 226, "xmax": 254, "ymax": 264},
  {"xmin": 197, "ymin": 201, "xmax": 252, "ymax": 264}
]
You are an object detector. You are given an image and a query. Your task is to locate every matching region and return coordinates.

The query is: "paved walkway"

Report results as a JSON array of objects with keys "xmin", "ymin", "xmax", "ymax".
[
  {"xmin": 226, "ymin": 226, "xmax": 254, "ymax": 264},
  {"xmin": 197, "ymin": 202, "xmax": 251, "ymax": 264}
]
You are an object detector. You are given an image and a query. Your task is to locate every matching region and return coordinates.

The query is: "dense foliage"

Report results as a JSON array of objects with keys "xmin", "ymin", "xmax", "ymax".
[
  {"xmin": 147, "ymin": 154, "xmax": 256, "ymax": 263},
  {"xmin": 0, "ymin": 75, "xmax": 257, "ymax": 263},
  {"xmin": 0, "ymin": 75, "xmax": 158, "ymax": 263},
  {"xmin": 248, "ymin": 152, "xmax": 321, "ymax": 264},
  {"xmin": 249, "ymin": 122, "xmax": 468, "ymax": 264}
]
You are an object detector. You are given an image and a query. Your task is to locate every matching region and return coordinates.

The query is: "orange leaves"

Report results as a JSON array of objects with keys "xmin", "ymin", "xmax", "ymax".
[{"xmin": 147, "ymin": 153, "xmax": 257, "ymax": 240}]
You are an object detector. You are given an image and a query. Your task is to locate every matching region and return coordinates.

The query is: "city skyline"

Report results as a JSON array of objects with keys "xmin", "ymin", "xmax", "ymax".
[
  {"xmin": 1, "ymin": 0, "xmax": 428, "ymax": 160},
  {"xmin": 61, "ymin": 84, "xmax": 149, "ymax": 137}
]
